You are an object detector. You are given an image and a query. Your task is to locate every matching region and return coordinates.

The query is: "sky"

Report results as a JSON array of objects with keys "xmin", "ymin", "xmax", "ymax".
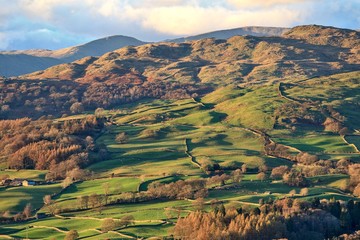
[{"xmin": 0, "ymin": 0, "xmax": 359, "ymax": 50}]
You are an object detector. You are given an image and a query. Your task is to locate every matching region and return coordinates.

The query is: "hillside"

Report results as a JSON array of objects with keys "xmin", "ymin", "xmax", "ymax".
[
  {"xmin": 23, "ymin": 25, "xmax": 359, "ymax": 85},
  {"xmin": 171, "ymin": 26, "xmax": 290, "ymax": 42},
  {"xmin": 1, "ymin": 70, "xmax": 360, "ymax": 239},
  {"xmin": 0, "ymin": 25, "xmax": 360, "ymax": 239},
  {"xmin": 24, "ymin": 35, "xmax": 147, "ymax": 62},
  {"xmin": 283, "ymin": 24, "xmax": 360, "ymax": 48},
  {"xmin": 0, "ymin": 36, "xmax": 146, "ymax": 77},
  {"xmin": 0, "ymin": 53, "xmax": 63, "ymax": 77},
  {"xmin": 0, "ymin": 27, "xmax": 290, "ymax": 77}
]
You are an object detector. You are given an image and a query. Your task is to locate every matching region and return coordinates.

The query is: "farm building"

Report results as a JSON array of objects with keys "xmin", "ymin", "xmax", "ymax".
[{"xmin": 22, "ymin": 180, "xmax": 36, "ymax": 186}]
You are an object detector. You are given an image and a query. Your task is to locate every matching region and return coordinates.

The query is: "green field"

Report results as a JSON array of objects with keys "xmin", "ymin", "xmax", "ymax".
[
  {"xmin": 1, "ymin": 71, "xmax": 360, "ymax": 239},
  {"xmin": 0, "ymin": 170, "xmax": 47, "ymax": 181},
  {"xmin": 273, "ymin": 132, "xmax": 355, "ymax": 154},
  {"xmin": 0, "ymin": 184, "xmax": 62, "ymax": 212}
]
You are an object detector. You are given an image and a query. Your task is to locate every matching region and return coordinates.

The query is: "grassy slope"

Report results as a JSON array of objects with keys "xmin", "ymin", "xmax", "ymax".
[
  {"xmin": 0, "ymin": 184, "xmax": 62, "ymax": 212},
  {"xmin": 1, "ymin": 71, "xmax": 360, "ymax": 239},
  {"xmin": 215, "ymin": 85, "xmax": 285, "ymax": 130}
]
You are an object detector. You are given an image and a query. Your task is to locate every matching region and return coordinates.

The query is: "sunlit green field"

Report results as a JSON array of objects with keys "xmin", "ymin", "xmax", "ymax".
[{"xmin": 1, "ymin": 71, "xmax": 360, "ymax": 239}]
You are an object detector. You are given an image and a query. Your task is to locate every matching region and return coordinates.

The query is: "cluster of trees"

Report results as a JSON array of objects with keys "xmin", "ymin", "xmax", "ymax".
[
  {"xmin": 269, "ymin": 165, "xmax": 301, "ymax": 186},
  {"xmin": 173, "ymin": 198, "xmax": 360, "ymax": 240},
  {"xmin": 147, "ymin": 171, "xmax": 244, "ymax": 201},
  {"xmin": 265, "ymin": 140, "xmax": 321, "ymax": 166},
  {"xmin": 0, "ymin": 116, "xmax": 106, "ymax": 179},
  {"xmin": 270, "ymin": 166, "xmax": 308, "ymax": 187},
  {"xmin": 0, "ymin": 79, "xmax": 210, "ymax": 119},
  {"xmin": 276, "ymin": 101, "xmax": 325, "ymax": 129},
  {"xmin": 101, "ymin": 216, "xmax": 135, "ymax": 232},
  {"xmin": 82, "ymin": 81, "xmax": 208, "ymax": 109},
  {"xmin": 0, "ymin": 203, "xmax": 33, "ymax": 223},
  {"xmin": 272, "ymin": 161, "xmax": 360, "ymax": 196},
  {"xmin": 77, "ymin": 193, "xmax": 107, "ymax": 210},
  {"xmin": 115, "ymin": 132, "xmax": 128, "ymax": 143},
  {"xmin": 348, "ymin": 163, "xmax": 360, "ymax": 197},
  {"xmin": 0, "ymin": 80, "xmax": 82, "ymax": 119},
  {"xmin": 323, "ymin": 105, "xmax": 349, "ymax": 135},
  {"xmin": 275, "ymin": 88, "xmax": 349, "ymax": 136},
  {"xmin": 147, "ymin": 179, "xmax": 208, "ymax": 200}
]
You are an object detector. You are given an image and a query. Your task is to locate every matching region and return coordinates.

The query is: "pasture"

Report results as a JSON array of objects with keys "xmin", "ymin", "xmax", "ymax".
[{"xmin": 1, "ymin": 73, "xmax": 360, "ymax": 239}]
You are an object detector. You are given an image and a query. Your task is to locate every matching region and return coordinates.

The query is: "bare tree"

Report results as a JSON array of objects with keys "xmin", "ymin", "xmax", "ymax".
[
  {"xmin": 103, "ymin": 182, "xmax": 110, "ymax": 205},
  {"xmin": 300, "ymin": 188, "xmax": 309, "ymax": 196},
  {"xmin": 61, "ymin": 177, "xmax": 73, "ymax": 189},
  {"xmin": 119, "ymin": 215, "xmax": 135, "ymax": 227},
  {"xmin": 70, "ymin": 102, "xmax": 84, "ymax": 114},
  {"xmin": 231, "ymin": 169, "xmax": 243, "ymax": 183},
  {"xmin": 102, "ymin": 218, "xmax": 116, "ymax": 233},
  {"xmin": 23, "ymin": 203, "xmax": 32, "ymax": 219},
  {"xmin": 257, "ymin": 172, "xmax": 267, "ymax": 181},
  {"xmin": 64, "ymin": 230, "xmax": 79, "ymax": 240},
  {"xmin": 115, "ymin": 132, "xmax": 128, "ymax": 144},
  {"xmin": 242, "ymin": 164, "xmax": 247, "ymax": 173},
  {"xmin": 43, "ymin": 195, "xmax": 57, "ymax": 215}
]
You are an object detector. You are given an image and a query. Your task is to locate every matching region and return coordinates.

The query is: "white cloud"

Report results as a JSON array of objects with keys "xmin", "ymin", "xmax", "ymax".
[
  {"xmin": 0, "ymin": 0, "xmax": 358, "ymax": 50},
  {"xmin": 136, "ymin": 6, "xmax": 303, "ymax": 36},
  {"xmin": 227, "ymin": 0, "xmax": 314, "ymax": 8}
]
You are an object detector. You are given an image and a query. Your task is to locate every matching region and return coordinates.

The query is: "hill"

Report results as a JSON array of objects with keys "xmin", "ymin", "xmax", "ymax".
[
  {"xmin": 0, "ymin": 27, "xmax": 291, "ymax": 77},
  {"xmin": 171, "ymin": 26, "xmax": 290, "ymax": 42},
  {"xmin": 283, "ymin": 24, "xmax": 360, "ymax": 48},
  {"xmin": 22, "ymin": 35, "xmax": 147, "ymax": 62},
  {"xmin": 0, "ymin": 35, "xmax": 146, "ymax": 77},
  {"xmin": 0, "ymin": 25, "xmax": 359, "ymax": 239},
  {"xmin": 23, "ymin": 25, "xmax": 359, "ymax": 85},
  {"xmin": 0, "ymin": 53, "xmax": 63, "ymax": 77},
  {"xmin": 1, "ymin": 70, "xmax": 360, "ymax": 239}
]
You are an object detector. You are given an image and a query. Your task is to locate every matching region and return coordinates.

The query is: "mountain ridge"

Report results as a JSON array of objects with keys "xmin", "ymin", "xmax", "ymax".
[
  {"xmin": 21, "ymin": 25, "xmax": 359, "ymax": 88},
  {"xmin": 0, "ymin": 26, "xmax": 290, "ymax": 77},
  {"xmin": 0, "ymin": 35, "xmax": 147, "ymax": 77},
  {"xmin": 170, "ymin": 26, "xmax": 290, "ymax": 42}
]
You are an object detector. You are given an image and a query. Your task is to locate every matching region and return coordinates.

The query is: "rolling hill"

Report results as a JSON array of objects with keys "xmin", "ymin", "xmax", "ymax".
[
  {"xmin": 17, "ymin": 35, "xmax": 147, "ymax": 62},
  {"xmin": 0, "ymin": 24, "xmax": 360, "ymax": 240},
  {"xmin": 0, "ymin": 26, "xmax": 289, "ymax": 77},
  {"xmin": 22, "ymin": 25, "xmax": 359, "ymax": 85},
  {"xmin": 170, "ymin": 26, "xmax": 289, "ymax": 42},
  {"xmin": 0, "ymin": 35, "xmax": 146, "ymax": 77},
  {"xmin": 0, "ymin": 53, "xmax": 63, "ymax": 77}
]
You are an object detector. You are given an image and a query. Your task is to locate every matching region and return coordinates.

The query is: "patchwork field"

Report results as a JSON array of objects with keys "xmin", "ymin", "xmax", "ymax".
[{"xmin": 1, "ymin": 71, "xmax": 360, "ymax": 239}]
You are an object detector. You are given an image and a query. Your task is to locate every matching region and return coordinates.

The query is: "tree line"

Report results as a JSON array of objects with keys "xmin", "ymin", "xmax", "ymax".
[
  {"xmin": 173, "ymin": 198, "xmax": 360, "ymax": 240},
  {"xmin": 0, "ymin": 79, "xmax": 210, "ymax": 119},
  {"xmin": 0, "ymin": 116, "xmax": 107, "ymax": 180}
]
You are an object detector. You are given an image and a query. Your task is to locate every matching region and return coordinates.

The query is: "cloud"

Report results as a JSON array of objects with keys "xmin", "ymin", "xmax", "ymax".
[
  {"xmin": 0, "ymin": 0, "xmax": 358, "ymax": 50},
  {"xmin": 227, "ymin": 0, "xmax": 314, "ymax": 8},
  {"xmin": 137, "ymin": 6, "xmax": 303, "ymax": 35}
]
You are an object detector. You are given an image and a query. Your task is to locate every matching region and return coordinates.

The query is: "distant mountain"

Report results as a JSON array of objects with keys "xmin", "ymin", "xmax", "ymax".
[
  {"xmin": 0, "ymin": 35, "xmax": 147, "ymax": 77},
  {"xmin": 2, "ymin": 25, "xmax": 359, "ymax": 78},
  {"xmin": 170, "ymin": 26, "xmax": 290, "ymax": 42},
  {"xmin": 0, "ymin": 53, "xmax": 63, "ymax": 77},
  {"xmin": 20, "ymin": 35, "xmax": 147, "ymax": 62}
]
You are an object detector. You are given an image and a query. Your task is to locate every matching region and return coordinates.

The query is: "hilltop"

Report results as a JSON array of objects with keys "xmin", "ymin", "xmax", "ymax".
[
  {"xmin": 0, "ymin": 26, "xmax": 291, "ymax": 77},
  {"xmin": 15, "ymin": 35, "xmax": 147, "ymax": 62},
  {"xmin": 0, "ymin": 53, "xmax": 63, "ymax": 77},
  {"xmin": 23, "ymin": 25, "xmax": 359, "ymax": 85},
  {"xmin": 0, "ymin": 36, "xmax": 146, "ymax": 77},
  {"xmin": 170, "ymin": 26, "xmax": 289, "ymax": 42}
]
